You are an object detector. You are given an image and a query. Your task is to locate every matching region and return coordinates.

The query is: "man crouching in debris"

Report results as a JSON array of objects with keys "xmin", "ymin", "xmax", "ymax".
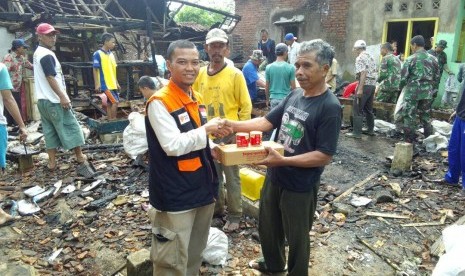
[
  {"xmin": 144, "ymin": 40, "xmax": 232, "ymax": 275},
  {"xmin": 33, "ymin": 23, "xmax": 86, "ymax": 170},
  {"xmin": 221, "ymin": 39, "xmax": 341, "ymax": 276}
]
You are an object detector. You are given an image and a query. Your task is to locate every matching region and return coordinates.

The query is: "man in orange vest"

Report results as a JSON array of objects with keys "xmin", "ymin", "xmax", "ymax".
[{"xmin": 140, "ymin": 40, "xmax": 232, "ymax": 275}]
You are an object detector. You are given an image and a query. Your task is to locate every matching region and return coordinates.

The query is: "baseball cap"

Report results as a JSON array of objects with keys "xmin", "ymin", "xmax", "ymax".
[
  {"xmin": 353, "ymin": 40, "xmax": 366, "ymax": 48},
  {"xmin": 275, "ymin": 43, "xmax": 288, "ymax": 54},
  {"xmin": 284, "ymin": 33, "xmax": 296, "ymax": 41},
  {"xmin": 206, "ymin": 28, "xmax": 228, "ymax": 44},
  {"xmin": 250, "ymin": 50, "xmax": 265, "ymax": 61},
  {"xmin": 36, "ymin": 23, "xmax": 60, "ymax": 35},
  {"xmin": 11, "ymin": 39, "xmax": 29, "ymax": 50},
  {"xmin": 436, "ymin": 40, "xmax": 447, "ymax": 49}
]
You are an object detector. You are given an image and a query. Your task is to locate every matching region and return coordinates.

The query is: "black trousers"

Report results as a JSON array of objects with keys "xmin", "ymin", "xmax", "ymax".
[
  {"xmin": 352, "ymin": 85, "xmax": 375, "ymax": 117},
  {"xmin": 258, "ymin": 178, "xmax": 319, "ymax": 276}
]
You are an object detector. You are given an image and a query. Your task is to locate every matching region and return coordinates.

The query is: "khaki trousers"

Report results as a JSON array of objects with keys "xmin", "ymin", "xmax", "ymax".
[
  {"xmin": 149, "ymin": 203, "xmax": 215, "ymax": 276},
  {"xmin": 213, "ymin": 161, "xmax": 242, "ymax": 219}
]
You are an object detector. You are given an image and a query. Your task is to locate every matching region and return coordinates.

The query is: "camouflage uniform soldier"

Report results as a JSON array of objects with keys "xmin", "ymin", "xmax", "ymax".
[
  {"xmin": 376, "ymin": 42, "xmax": 401, "ymax": 104},
  {"xmin": 397, "ymin": 35, "xmax": 440, "ymax": 142},
  {"xmin": 428, "ymin": 40, "xmax": 453, "ymax": 100}
]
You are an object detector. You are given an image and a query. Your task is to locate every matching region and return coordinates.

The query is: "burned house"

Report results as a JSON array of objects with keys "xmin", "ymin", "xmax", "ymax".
[
  {"xmin": 234, "ymin": 0, "xmax": 464, "ymax": 105},
  {"xmin": 0, "ymin": 0, "xmax": 240, "ymax": 106}
]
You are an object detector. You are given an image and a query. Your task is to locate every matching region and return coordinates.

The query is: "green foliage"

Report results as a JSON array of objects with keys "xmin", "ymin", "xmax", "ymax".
[{"xmin": 174, "ymin": 6, "xmax": 224, "ymax": 28}]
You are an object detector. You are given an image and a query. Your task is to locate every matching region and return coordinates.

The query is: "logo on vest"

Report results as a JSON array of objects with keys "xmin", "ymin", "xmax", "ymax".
[
  {"xmin": 178, "ymin": 112, "xmax": 190, "ymax": 125},
  {"xmin": 199, "ymin": 106, "xmax": 207, "ymax": 118}
]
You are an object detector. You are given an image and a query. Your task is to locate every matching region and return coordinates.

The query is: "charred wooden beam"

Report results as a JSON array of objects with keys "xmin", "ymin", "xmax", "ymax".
[
  {"xmin": 106, "ymin": 22, "xmax": 145, "ymax": 33},
  {"xmin": 113, "ymin": 0, "xmax": 131, "ymax": 20},
  {"xmin": 12, "ymin": 1, "xmax": 25, "ymax": 15},
  {"xmin": 0, "ymin": 12, "xmax": 33, "ymax": 21},
  {"xmin": 70, "ymin": 0, "xmax": 82, "ymax": 16},
  {"xmin": 146, "ymin": 7, "xmax": 158, "ymax": 76},
  {"xmin": 55, "ymin": 0, "xmax": 64, "ymax": 14},
  {"xmin": 142, "ymin": 0, "xmax": 160, "ymax": 24},
  {"xmin": 338, "ymin": 97, "xmax": 452, "ymax": 121},
  {"xmin": 94, "ymin": 0, "xmax": 114, "ymax": 16},
  {"xmin": 76, "ymin": 0, "xmax": 93, "ymax": 15}
]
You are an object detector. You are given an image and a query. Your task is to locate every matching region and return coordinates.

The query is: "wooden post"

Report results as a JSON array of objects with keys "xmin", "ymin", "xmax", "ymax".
[
  {"xmin": 391, "ymin": 142, "xmax": 413, "ymax": 173},
  {"xmin": 146, "ymin": 7, "xmax": 158, "ymax": 76}
]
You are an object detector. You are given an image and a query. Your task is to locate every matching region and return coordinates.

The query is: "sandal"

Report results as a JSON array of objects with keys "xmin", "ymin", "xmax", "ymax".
[
  {"xmin": 0, "ymin": 209, "xmax": 14, "ymax": 227},
  {"xmin": 248, "ymin": 258, "xmax": 287, "ymax": 273},
  {"xmin": 47, "ymin": 162, "xmax": 57, "ymax": 171},
  {"xmin": 76, "ymin": 154, "xmax": 88, "ymax": 164}
]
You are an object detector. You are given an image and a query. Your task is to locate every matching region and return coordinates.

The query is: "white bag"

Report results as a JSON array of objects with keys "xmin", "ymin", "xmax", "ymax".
[
  {"xmin": 123, "ymin": 112, "xmax": 148, "ymax": 160},
  {"xmin": 431, "ymin": 120, "xmax": 452, "ymax": 138},
  {"xmin": 394, "ymin": 89, "xmax": 406, "ymax": 122},
  {"xmin": 423, "ymin": 133, "xmax": 448, "ymax": 153},
  {"xmin": 374, "ymin": 119, "xmax": 396, "ymax": 133},
  {"xmin": 202, "ymin": 227, "xmax": 228, "ymax": 266},
  {"xmin": 445, "ymin": 75, "xmax": 459, "ymax": 93},
  {"xmin": 432, "ymin": 225, "xmax": 465, "ymax": 276}
]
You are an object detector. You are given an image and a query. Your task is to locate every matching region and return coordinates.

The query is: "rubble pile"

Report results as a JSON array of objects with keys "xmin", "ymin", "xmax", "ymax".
[{"xmin": 1, "ymin": 118, "xmax": 464, "ymax": 275}]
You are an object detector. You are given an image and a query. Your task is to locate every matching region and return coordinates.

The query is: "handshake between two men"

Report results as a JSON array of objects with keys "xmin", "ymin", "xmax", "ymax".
[{"xmin": 203, "ymin": 117, "xmax": 285, "ymax": 167}]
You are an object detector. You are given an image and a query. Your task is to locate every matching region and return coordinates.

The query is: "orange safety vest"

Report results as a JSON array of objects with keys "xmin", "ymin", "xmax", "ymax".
[{"xmin": 145, "ymin": 80, "xmax": 218, "ymax": 211}]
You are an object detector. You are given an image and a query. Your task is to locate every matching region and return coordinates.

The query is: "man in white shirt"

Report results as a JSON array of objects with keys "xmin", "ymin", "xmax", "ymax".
[
  {"xmin": 33, "ymin": 23, "xmax": 86, "ymax": 170},
  {"xmin": 285, "ymin": 33, "xmax": 300, "ymax": 66},
  {"xmin": 140, "ymin": 40, "xmax": 232, "ymax": 275}
]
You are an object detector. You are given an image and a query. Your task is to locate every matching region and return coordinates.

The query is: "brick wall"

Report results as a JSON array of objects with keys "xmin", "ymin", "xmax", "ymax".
[
  {"xmin": 319, "ymin": 0, "xmax": 350, "ymax": 53},
  {"xmin": 234, "ymin": 0, "xmax": 350, "ymax": 61},
  {"xmin": 230, "ymin": 33, "xmax": 245, "ymax": 61}
]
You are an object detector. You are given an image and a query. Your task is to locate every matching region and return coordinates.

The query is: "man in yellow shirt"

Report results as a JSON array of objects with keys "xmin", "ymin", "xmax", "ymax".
[
  {"xmin": 192, "ymin": 28, "xmax": 252, "ymax": 232},
  {"xmin": 93, "ymin": 33, "xmax": 120, "ymax": 120}
]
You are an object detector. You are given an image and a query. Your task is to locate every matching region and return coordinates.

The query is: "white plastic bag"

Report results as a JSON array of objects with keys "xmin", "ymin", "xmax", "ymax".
[
  {"xmin": 442, "ymin": 75, "xmax": 461, "ymax": 107},
  {"xmin": 394, "ymin": 89, "xmax": 406, "ymax": 122},
  {"xmin": 374, "ymin": 119, "xmax": 396, "ymax": 133},
  {"xmin": 431, "ymin": 120, "xmax": 452, "ymax": 138},
  {"xmin": 423, "ymin": 133, "xmax": 448, "ymax": 153},
  {"xmin": 123, "ymin": 112, "xmax": 148, "ymax": 160},
  {"xmin": 432, "ymin": 225, "xmax": 465, "ymax": 276},
  {"xmin": 202, "ymin": 227, "xmax": 228, "ymax": 266},
  {"xmin": 445, "ymin": 75, "xmax": 459, "ymax": 93}
]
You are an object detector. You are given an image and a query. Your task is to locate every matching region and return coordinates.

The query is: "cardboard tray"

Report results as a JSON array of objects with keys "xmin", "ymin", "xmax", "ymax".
[{"xmin": 217, "ymin": 141, "xmax": 284, "ymax": 166}]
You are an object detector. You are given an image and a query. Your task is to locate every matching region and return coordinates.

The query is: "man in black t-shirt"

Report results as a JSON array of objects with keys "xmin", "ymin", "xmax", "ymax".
[{"xmin": 222, "ymin": 39, "xmax": 341, "ymax": 276}]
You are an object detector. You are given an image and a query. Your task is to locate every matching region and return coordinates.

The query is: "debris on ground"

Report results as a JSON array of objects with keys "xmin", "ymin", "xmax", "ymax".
[{"xmin": 1, "ymin": 112, "xmax": 464, "ymax": 275}]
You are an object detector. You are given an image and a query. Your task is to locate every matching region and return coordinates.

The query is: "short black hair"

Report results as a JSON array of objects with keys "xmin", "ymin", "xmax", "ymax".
[
  {"xmin": 137, "ymin": 76, "xmax": 156, "ymax": 90},
  {"xmin": 381, "ymin": 42, "xmax": 393, "ymax": 51},
  {"xmin": 410, "ymin": 35, "xmax": 425, "ymax": 47},
  {"xmin": 101, "ymin": 33, "xmax": 114, "ymax": 44},
  {"xmin": 260, "ymin": 29, "xmax": 268, "ymax": 34},
  {"xmin": 166, "ymin": 40, "xmax": 197, "ymax": 61}
]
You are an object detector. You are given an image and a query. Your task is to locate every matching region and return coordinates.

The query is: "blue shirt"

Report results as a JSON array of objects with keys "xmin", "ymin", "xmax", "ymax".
[
  {"xmin": 0, "ymin": 63, "xmax": 13, "ymax": 90},
  {"xmin": 242, "ymin": 60, "xmax": 259, "ymax": 101}
]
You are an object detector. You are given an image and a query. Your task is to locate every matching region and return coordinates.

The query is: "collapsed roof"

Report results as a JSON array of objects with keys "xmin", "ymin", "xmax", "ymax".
[{"xmin": 0, "ymin": 0, "xmax": 240, "ymax": 43}]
